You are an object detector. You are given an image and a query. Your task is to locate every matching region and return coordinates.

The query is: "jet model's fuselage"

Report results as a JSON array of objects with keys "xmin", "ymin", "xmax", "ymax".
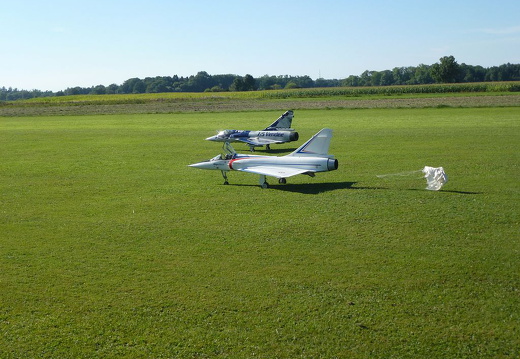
[
  {"xmin": 190, "ymin": 154, "xmax": 338, "ymax": 175},
  {"xmin": 206, "ymin": 130, "xmax": 299, "ymax": 143}
]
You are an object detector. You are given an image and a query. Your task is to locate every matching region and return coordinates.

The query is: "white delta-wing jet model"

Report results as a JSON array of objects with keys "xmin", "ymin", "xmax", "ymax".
[
  {"xmin": 190, "ymin": 128, "xmax": 338, "ymax": 188},
  {"xmin": 205, "ymin": 110, "xmax": 299, "ymax": 151}
]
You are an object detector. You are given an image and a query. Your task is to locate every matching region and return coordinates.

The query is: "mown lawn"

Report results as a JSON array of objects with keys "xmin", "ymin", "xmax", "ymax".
[{"xmin": 1, "ymin": 107, "xmax": 519, "ymax": 358}]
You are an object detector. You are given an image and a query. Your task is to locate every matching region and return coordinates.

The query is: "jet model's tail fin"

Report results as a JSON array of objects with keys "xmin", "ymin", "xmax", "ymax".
[
  {"xmin": 287, "ymin": 128, "xmax": 333, "ymax": 157},
  {"xmin": 263, "ymin": 110, "xmax": 294, "ymax": 130}
]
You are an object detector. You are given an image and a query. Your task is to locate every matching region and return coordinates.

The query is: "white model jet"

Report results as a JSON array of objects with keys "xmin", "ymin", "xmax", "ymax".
[
  {"xmin": 205, "ymin": 110, "xmax": 299, "ymax": 151},
  {"xmin": 190, "ymin": 128, "xmax": 338, "ymax": 188}
]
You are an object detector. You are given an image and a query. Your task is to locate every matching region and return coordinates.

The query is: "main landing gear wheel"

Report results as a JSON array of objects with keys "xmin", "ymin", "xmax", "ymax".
[
  {"xmin": 221, "ymin": 171, "xmax": 229, "ymax": 185},
  {"xmin": 261, "ymin": 182, "xmax": 269, "ymax": 189},
  {"xmin": 278, "ymin": 178, "xmax": 287, "ymax": 184}
]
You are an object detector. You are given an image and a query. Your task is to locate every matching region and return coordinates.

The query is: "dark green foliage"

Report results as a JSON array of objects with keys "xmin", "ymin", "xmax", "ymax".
[
  {"xmin": 2, "ymin": 58, "xmax": 520, "ymax": 101},
  {"xmin": 229, "ymin": 75, "xmax": 256, "ymax": 91},
  {"xmin": 431, "ymin": 55, "xmax": 461, "ymax": 83}
]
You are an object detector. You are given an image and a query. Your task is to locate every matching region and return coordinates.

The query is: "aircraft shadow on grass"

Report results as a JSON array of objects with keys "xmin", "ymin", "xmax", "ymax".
[
  {"xmin": 226, "ymin": 181, "xmax": 480, "ymax": 195},
  {"xmin": 270, "ymin": 181, "xmax": 356, "ymax": 194},
  {"xmin": 441, "ymin": 190, "xmax": 482, "ymax": 195},
  {"xmin": 228, "ymin": 181, "xmax": 385, "ymax": 194},
  {"xmin": 407, "ymin": 188, "xmax": 482, "ymax": 195}
]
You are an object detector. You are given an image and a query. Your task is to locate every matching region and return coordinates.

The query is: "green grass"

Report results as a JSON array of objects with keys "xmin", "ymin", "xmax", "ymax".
[{"xmin": 1, "ymin": 108, "xmax": 519, "ymax": 358}]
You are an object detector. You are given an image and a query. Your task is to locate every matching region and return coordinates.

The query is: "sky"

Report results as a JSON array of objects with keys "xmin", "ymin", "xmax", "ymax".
[{"xmin": 1, "ymin": 0, "xmax": 519, "ymax": 92}]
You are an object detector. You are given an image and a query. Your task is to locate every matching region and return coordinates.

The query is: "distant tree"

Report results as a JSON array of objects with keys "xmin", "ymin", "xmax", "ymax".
[
  {"xmin": 370, "ymin": 71, "xmax": 382, "ymax": 86},
  {"xmin": 120, "ymin": 78, "xmax": 144, "ymax": 94},
  {"xmin": 243, "ymin": 74, "xmax": 256, "ymax": 91},
  {"xmin": 257, "ymin": 75, "xmax": 275, "ymax": 90},
  {"xmin": 411, "ymin": 64, "xmax": 433, "ymax": 84},
  {"xmin": 230, "ymin": 78, "xmax": 245, "ymax": 91},
  {"xmin": 133, "ymin": 80, "xmax": 146, "ymax": 93},
  {"xmin": 212, "ymin": 74, "xmax": 236, "ymax": 90},
  {"xmin": 145, "ymin": 77, "xmax": 171, "ymax": 93},
  {"xmin": 342, "ymin": 75, "xmax": 360, "ymax": 87},
  {"xmin": 359, "ymin": 70, "xmax": 373, "ymax": 86},
  {"xmin": 186, "ymin": 71, "xmax": 215, "ymax": 92},
  {"xmin": 392, "ymin": 67, "xmax": 413, "ymax": 85},
  {"xmin": 459, "ymin": 64, "xmax": 486, "ymax": 82},
  {"xmin": 494, "ymin": 63, "xmax": 520, "ymax": 81},
  {"xmin": 431, "ymin": 55, "xmax": 460, "ymax": 83},
  {"xmin": 90, "ymin": 85, "xmax": 106, "ymax": 95},
  {"xmin": 292, "ymin": 75, "xmax": 314, "ymax": 88},
  {"xmin": 106, "ymin": 84, "xmax": 119, "ymax": 94},
  {"xmin": 380, "ymin": 70, "xmax": 394, "ymax": 86},
  {"xmin": 64, "ymin": 87, "xmax": 88, "ymax": 96},
  {"xmin": 315, "ymin": 78, "xmax": 341, "ymax": 87}
]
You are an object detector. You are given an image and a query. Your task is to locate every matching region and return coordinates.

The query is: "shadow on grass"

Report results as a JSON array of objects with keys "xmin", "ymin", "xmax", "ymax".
[
  {"xmin": 408, "ymin": 189, "xmax": 482, "ymax": 195},
  {"xmin": 439, "ymin": 189, "xmax": 482, "ymax": 195},
  {"xmin": 224, "ymin": 181, "xmax": 392, "ymax": 194},
  {"xmin": 225, "ymin": 182, "xmax": 482, "ymax": 195},
  {"xmin": 269, "ymin": 181, "xmax": 357, "ymax": 194}
]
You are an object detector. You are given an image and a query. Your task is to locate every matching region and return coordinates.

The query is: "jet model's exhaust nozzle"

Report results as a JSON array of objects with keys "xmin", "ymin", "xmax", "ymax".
[
  {"xmin": 289, "ymin": 132, "xmax": 299, "ymax": 142},
  {"xmin": 327, "ymin": 158, "xmax": 339, "ymax": 171}
]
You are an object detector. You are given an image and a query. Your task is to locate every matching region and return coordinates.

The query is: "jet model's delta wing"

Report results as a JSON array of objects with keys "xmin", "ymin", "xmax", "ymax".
[
  {"xmin": 205, "ymin": 110, "xmax": 298, "ymax": 151},
  {"xmin": 190, "ymin": 128, "xmax": 338, "ymax": 188}
]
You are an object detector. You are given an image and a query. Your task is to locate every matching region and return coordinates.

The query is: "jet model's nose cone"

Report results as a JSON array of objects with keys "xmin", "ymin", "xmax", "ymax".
[
  {"xmin": 189, "ymin": 162, "xmax": 210, "ymax": 169},
  {"xmin": 205, "ymin": 135, "xmax": 218, "ymax": 141}
]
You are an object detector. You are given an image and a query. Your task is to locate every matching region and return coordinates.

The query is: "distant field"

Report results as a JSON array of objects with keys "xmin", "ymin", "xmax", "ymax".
[
  {"xmin": 10, "ymin": 81, "xmax": 520, "ymax": 104},
  {"xmin": 1, "ymin": 107, "xmax": 519, "ymax": 358},
  {"xmin": 1, "ymin": 82, "xmax": 519, "ymax": 116}
]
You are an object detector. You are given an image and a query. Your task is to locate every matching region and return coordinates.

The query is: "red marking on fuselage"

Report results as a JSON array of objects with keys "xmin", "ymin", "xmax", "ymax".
[{"xmin": 228, "ymin": 158, "xmax": 240, "ymax": 170}]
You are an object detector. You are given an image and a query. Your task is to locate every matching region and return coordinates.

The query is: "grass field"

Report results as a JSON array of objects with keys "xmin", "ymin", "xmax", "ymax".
[
  {"xmin": 1, "ymin": 106, "xmax": 519, "ymax": 358},
  {"xmin": 2, "ymin": 82, "xmax": 519, "ymax": 117}
]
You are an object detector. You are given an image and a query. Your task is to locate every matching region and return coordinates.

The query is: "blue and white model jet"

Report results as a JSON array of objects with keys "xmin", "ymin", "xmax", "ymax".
[
  {"xmin": 190, "ymin": 128, "xmax": 338, "ymax": 188},
  {"xmin": 205, "ymin": 110, "xmax": 299, "ymax": 151}
]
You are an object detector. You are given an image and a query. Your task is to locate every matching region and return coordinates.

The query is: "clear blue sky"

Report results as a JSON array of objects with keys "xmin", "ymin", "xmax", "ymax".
[{"xmin": 2, "ymin": 0, "xmax": 519, "ymax": 91}]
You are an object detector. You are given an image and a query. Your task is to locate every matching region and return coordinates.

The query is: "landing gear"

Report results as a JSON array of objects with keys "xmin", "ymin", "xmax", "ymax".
[
  {"xmin": 265, "ymin": 144, "xmax": 271, "ymax": 151},
  {"xmin": 259, "ymin": 175, "xmax": 268, "ymax": 189},
  {"xmin": 221, "ymin": 171, "xmax": 229, "ymax": 185},
  {"xmin": 278, "ymin": 178, "xmax": 287, "ymax": 184}
]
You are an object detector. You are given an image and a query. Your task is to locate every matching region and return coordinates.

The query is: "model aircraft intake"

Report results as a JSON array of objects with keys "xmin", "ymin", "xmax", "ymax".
[
  {"xmin": 190, "ymin": 128, "xmax": 338, "ymax": 188},
  {"xmin": 205, "ymin": 110, "xmax": 298, "ymax": 151}
]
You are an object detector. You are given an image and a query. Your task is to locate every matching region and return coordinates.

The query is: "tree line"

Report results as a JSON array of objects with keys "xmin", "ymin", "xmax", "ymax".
[{"xmin": 1, "ymin": 56, "xmax": 519, "ymax": 101}]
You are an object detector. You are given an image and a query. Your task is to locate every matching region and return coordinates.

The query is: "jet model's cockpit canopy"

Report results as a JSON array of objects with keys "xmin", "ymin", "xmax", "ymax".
[
  {"xmin": 209, "ymin": 154, "xmax": 223, "ymax": 162},
  {"xmin": 223, "ymin": 142, "xmax": 236, "ymax": 157},
  {"xmin": 216, "ymin": 130, "xmax": 237, "ymax": 139},
  {"xmin": 210, "ymin": 142, "xmax": 237, "ymax": 161}
]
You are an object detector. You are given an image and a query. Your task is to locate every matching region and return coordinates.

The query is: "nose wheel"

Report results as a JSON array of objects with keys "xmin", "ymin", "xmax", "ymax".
[{"xmin": 221, "ymin": 171, "xmax": 229, "ymax": 185}]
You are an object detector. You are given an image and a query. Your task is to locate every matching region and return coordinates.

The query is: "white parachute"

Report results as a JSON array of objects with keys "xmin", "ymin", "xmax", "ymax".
[
  {"xmin": 377, "ymin": 166, "xmax": 448, "ymax": 191},
  {"xmin": 422, "ymin": 166, "xmax": 448, "ymax": 191}
]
